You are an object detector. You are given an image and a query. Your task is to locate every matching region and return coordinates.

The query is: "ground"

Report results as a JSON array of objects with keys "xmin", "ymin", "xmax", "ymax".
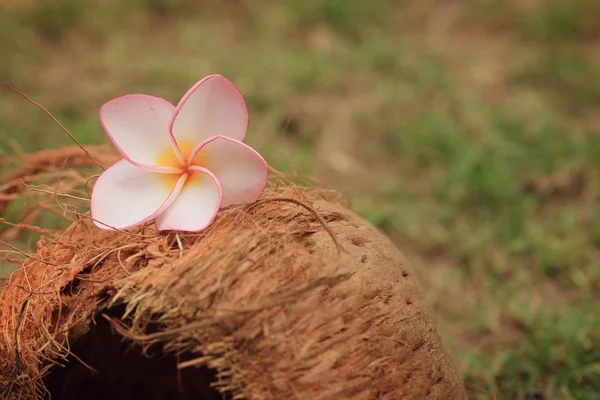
[{"xmin": 0, "ymin": 0, "xmax": 599, "ymax": 399}]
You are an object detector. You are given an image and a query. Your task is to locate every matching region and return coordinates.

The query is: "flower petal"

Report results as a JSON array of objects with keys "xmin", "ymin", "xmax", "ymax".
[
  {"xmin": 170, "ymin": 75, "xmax": 248, "ymax": 149},
  {"xmin": 155, "ymin": 167, "xmax": 221, "ymax": 232},
  {"xmin": 91, "ymin": 159, "xmax": 184, "ymax": 230},
  {"xmin": 192, "ymin": 135, "xmax": 268, "ymax": 207},
  {"xmin": 100, "ymin": 94, "xmax": 180, "ymax": 171}
]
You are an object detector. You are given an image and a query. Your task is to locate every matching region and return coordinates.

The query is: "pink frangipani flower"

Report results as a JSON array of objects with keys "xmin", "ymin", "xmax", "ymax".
[{"xmin": 91, "ymin": 75, "xmax": 268, "ymax": 232}]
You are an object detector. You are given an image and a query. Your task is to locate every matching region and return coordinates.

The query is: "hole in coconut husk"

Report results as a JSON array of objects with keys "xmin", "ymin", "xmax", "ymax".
[{"xmin": 42, "ymin": 306, "xmax": 224, "ymax": 400}]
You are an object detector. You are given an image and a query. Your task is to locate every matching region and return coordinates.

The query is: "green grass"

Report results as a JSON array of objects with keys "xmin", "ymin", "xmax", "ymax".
[{"xmin": 1, "ymin": 0, "xmax": 599, "ymax": 398}]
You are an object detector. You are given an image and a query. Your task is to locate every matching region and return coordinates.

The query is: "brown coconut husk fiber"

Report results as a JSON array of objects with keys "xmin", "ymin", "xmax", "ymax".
[{"xmin": 0, "ymin": 146, "xmax": 466, "ymax": 399}]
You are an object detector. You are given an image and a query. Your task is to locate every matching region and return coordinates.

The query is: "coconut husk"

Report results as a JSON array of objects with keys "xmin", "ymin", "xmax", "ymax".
[{"xmin": 0, "ymin": 147, "xmax": 466, "ymax": 399}]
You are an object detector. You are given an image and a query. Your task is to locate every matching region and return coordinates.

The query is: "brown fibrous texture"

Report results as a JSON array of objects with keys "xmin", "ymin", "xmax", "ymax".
[{"xmin": 0, "ymin": 146, "xmax": 466, "ymax": 399}]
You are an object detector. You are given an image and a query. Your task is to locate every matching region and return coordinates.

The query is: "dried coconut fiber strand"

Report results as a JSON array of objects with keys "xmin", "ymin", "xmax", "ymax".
[{"xmin": 0, "ymin": 146, "xmax": 466, "ymax": 399}]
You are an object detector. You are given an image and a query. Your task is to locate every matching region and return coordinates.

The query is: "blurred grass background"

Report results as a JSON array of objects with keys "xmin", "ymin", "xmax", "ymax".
[{"xmin": 1, "ymin": 0, "xmax": 599, "ymax": 398}]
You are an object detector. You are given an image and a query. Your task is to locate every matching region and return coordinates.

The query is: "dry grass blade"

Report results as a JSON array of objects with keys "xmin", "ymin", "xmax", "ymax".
[{"xmin": 2, "ymin": 83, "xmax": 106, "ymax": 171}]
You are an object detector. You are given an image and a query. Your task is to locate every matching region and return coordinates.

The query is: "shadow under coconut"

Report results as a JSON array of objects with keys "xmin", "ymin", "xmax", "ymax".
[{"xmin": 43, "ymin": 308, "xmax": 224, "ymax": 400}]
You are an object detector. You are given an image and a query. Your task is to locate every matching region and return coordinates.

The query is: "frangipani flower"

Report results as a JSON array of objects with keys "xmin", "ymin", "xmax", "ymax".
[{"xmin": 91, "ymin": 75, "xmax": 268, "ymax": 232}]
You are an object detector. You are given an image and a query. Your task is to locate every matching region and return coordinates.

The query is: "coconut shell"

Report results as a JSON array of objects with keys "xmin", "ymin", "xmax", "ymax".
[{"xmin": 0, "ymin": 185, "xmax": 466, "ymax": 399}]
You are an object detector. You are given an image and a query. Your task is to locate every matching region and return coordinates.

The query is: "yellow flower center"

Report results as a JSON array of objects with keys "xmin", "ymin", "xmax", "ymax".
[{"xmin": 156, "ymin": 139, "xmax": 209, "ymax": 190}]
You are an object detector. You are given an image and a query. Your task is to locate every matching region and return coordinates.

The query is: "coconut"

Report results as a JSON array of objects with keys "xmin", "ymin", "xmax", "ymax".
[{"xmin": 0, "ymin": 147, "xmax": 465, "ymax": 399}]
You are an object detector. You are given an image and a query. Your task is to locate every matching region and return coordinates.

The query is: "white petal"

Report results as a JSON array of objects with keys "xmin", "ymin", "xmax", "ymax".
[
  {"xmin": 170, "ymin": 75, "xmax": 248, "ymax": 149},
  {"xmin": 192, "ymin": 136, "xmax": 268, "ymax": 207},
  {"xmin": 91, "ymin": 159, "xmax": 184, "ymax": 230},
  {"xmin": 100, "ymin": 94, "xmax": 180, "ymax": 171},
  {"xmin": 155, "ymin": 167, "xmax": 221, "ymax": 232}
]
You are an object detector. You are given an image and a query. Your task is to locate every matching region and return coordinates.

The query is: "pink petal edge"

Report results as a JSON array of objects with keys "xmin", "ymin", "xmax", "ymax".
[
  {"xmin": 188, "ymin": 135, "xmax": 269, "ymax": 207},
  {"xmin": 99, "ymin": 94, "xmax": 182, "ymax": 173},
  {"xmin": 91, "ymin": 160, "xmax": 187, "ymax": 231},
  {"xmin": 168, "ymin": 74, "xmax": 249, "ymax": 148},
  {"xmin": 155, "ymin": 166, "xmax": 222, "ymax": 233}
]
